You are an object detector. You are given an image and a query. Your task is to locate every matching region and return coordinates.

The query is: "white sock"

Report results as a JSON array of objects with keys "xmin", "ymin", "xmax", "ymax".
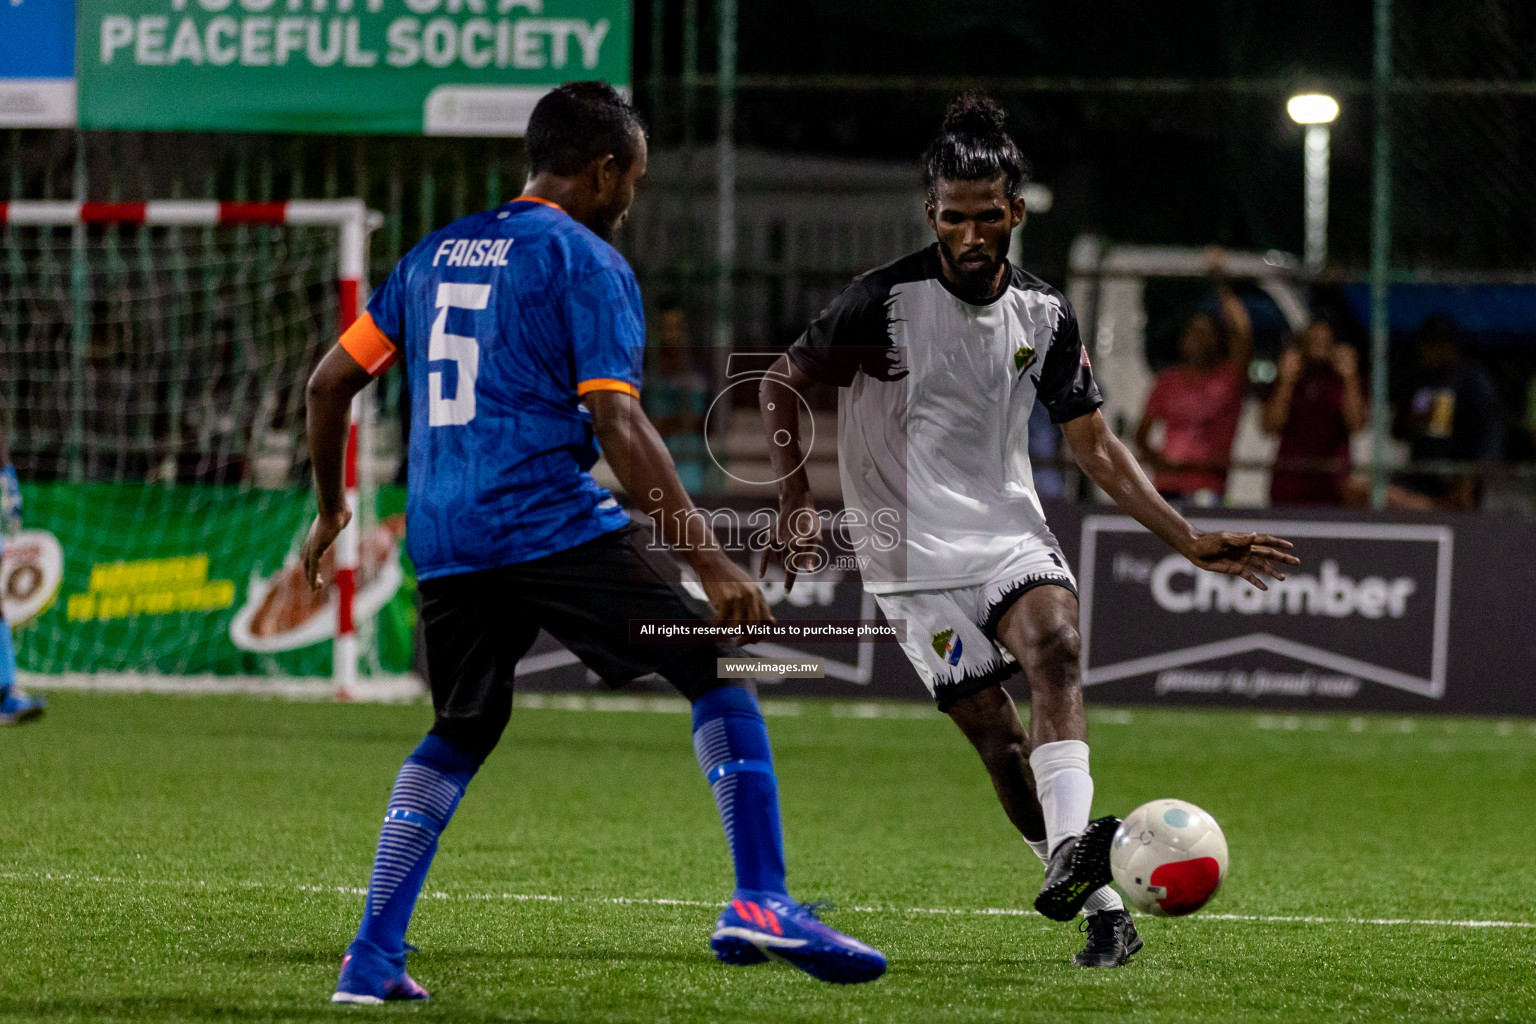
[
  {"xmin": 1025, "ymin": 837, "xmax": 1049, "ymax": 867},
  {"xmin": 1081, "ymin": 886, "xmax": 1125, "ymax": 916},
  {"xmin": 1028, "ymin": 739, "xmax": 1094, "ymax": 855}
]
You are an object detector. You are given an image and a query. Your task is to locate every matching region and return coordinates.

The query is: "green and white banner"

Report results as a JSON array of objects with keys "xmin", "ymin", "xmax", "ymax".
[
  {"xmin": 76, "ymin": 0, "xmax": 629, "ymax": 134},
  {"xmin": 6, "ymin": 483, "xmax": 417, "ymax": 677}
]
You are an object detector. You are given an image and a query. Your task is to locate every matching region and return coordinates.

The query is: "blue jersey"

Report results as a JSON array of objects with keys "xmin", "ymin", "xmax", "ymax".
[{"xmin": 349, "ymin": 198, "xmax": 644, "ymax": 580}]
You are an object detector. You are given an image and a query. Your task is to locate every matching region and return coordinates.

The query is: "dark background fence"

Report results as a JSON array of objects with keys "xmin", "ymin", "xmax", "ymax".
[{"xmin": 6, "ymin": 0, "xmax": 1536, "ymax": 502}]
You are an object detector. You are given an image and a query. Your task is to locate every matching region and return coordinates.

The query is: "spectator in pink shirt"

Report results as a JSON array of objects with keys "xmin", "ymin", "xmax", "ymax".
[{"xmin": 1134, "ymin": 257, "xmax": 1252, "ymax": 503}]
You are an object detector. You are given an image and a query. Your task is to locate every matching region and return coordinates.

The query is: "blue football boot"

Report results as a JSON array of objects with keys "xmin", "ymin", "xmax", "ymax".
[
  {"xmin": 711, "ymin": 891, "xmax": 886, "ymax": 984},
  {"xmin": 331, "ymin": 938, "xmax": 430, "ymax": 1005},
  {"xmin": 0, "ymin": 687, "xmax": 45, "ymax": 726}
]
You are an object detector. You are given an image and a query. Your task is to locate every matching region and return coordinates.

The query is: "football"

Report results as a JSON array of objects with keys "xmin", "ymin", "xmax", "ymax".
[{"xmin": 1110, "ymin": 799, "xmax": 1229, "ymax": 916}]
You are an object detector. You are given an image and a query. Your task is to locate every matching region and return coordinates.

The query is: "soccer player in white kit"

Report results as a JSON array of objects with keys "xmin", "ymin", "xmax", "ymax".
[{"xmin": 758, "ymin": 93, "xmax": 1298, "ymax": 967}]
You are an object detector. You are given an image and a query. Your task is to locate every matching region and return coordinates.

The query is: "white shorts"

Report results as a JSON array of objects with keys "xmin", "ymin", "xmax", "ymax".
[{"xmin": 872, "ymin": 531, "xmax": 1077, "ymax": 711}]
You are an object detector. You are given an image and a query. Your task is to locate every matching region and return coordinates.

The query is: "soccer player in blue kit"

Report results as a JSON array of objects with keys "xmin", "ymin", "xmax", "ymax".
[{"xmin": 301, "ymin": 82, "xmax": 886, "ymax": 1004}]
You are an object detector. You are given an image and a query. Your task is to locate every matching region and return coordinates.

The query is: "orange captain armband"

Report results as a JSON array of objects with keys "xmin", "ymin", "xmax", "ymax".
[
  {"xmin": 339, "ymin": 312, "xmax": 399, "ymax": 375},
  {"xmin": 576, "ymin": 378, "xmax": 640, "ymax": 398}
]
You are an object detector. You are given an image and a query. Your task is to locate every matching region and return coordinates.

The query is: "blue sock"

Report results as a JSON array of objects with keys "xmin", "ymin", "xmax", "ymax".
[
  {"xmin": 691, "ymin": 685, "xmax": 788, "ymax": 896},
  {"xmin": 355, "ymin": 734, "xmax": 481, "ymax": 956},
  {"xmin": 0, "ymin": 618, "xmax": 16, "ymax": 702}
]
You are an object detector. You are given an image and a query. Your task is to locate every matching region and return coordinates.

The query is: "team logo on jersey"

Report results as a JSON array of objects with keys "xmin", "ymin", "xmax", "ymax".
[
  {"xmin": 931, "ymin": 627, "xmax": 963, "ymax": 666},
  {"xmin": 1013, "ymin": 344, "xmax": 1038, "ymax": 376}
]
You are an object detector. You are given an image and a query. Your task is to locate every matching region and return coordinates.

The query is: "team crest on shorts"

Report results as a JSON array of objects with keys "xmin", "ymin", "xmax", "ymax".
[
  {"xmin": 930, "ymin": 627, "xmax": 963, "ymax": 666},
  {"xmin": 1013, "ymin": 344, "xmax": 1037, "ymax": 376}
]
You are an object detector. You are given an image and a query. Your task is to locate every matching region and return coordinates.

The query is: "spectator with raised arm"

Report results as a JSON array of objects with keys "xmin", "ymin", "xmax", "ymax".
[{"xmin": 1134, "ymin": 248, "xmax": 1252, "ymax": 504}]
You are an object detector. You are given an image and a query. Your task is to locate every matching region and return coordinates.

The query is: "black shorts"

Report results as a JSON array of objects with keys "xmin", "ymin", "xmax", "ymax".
[{"xmin": 417, "ymin": 522, "xmax": 739, "ymax": 756}]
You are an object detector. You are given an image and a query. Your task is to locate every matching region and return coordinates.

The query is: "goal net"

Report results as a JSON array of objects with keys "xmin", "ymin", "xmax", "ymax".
[{"xmin": 0, "ymin": 201, "xmax": 413, "ymax": 696}]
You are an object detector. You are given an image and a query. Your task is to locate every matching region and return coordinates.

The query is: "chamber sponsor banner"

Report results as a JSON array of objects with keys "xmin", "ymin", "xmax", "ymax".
[
  {"xmin": 76, "ymin": 0, "xmax": 628, "ymax": 134},
  {"xmin": 15, "ymin": 483, "xmax": 416, "ymax": 677},
  {"xmin": 1062, "ymin": 505, "xmax": 1536, "ymax": 715},
  {"xmin": 1079, "ymin": 516, "xmax": 1453, "ymax": 707},
  {"xmin": 0, "ymin": 0, "xmax": 77, "ymax": 127}
]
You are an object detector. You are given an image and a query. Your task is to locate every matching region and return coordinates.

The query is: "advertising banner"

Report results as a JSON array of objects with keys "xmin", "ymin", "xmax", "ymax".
[
  {"xmin": 516, "ymin": 500, "xmax": 1536, "ymax": 717},
  {"xmin": 75, "ymin": 0, "xmax": 629, "ymax": 134},
  {"xmin": 1066, "ymin": 505, "xmax": 1535, "ymax": 716},
  {"xmin": 1079, "ymin": 516, "xmax": 1452, "ymax": 706},
  {"xmin": 0, "ymin": 0, "xmax": 77, "ymax": 127},
  {"xmin": 9, "ymin": 483, "xmax": 416, "ymax": 677},
  {"xmin": 14, "ymin": 484, "xmax": 1534, "ymax": 717}
]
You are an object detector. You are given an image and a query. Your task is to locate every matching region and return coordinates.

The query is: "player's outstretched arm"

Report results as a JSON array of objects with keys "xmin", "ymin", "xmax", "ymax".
[
  {"xmin": 301, "ymin": 344, "xmax": 373, "ymax": 590},
  {"xmin": 1061, "ymin": 410, "xmax": 1299, "ymax": 590},
  {"xmin": 584, "ymin": 389, "xmax": 774, "ymax": 630},
  {"xmin": 756, "ymin": 355, "xmax": 823, "ymax": 592}
]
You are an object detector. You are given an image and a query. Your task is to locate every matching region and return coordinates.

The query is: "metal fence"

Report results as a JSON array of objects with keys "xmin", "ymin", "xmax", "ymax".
[
  {"xmin": 1, "ymin": 223, "xmax": 339, "ymax": 485},
  {"xmin": 4, "ymin": 0, "xmax": 1535, "ymax": 510}
]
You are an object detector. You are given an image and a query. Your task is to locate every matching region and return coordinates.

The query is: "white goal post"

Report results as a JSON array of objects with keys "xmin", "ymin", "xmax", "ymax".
[{"xmin": 0, "ymin": 199, "xmax": 381, "ymax": 697}]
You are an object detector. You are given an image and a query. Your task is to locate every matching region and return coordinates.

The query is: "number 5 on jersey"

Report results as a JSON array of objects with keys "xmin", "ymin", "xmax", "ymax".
[{"xmin": 429, "ymin": 282, "xmax": 491, "ymax": 427}]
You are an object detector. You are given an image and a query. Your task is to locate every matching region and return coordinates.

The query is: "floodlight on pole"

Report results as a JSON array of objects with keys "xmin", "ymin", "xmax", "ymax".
[
  {"xmin": 1289, "ymin": 94, "xmax": 1339, "ymax": 273},
  {"xmin": 1288, "ymin": 93, "xmax": 1340, "ymax": 125}
]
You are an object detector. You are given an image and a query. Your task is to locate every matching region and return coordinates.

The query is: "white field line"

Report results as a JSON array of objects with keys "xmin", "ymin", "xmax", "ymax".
[
  {"xmin": 1198, "ymin": 912, "xmax": 1534, "ymax": 929},
  {"xmin": 20, "ymin": 672, "xmax": 426, "ymax": 704},
  {"xmin": 6, "ymin": 872, "xmax": 1532, "ymax": 931},
  {"xmin": 19, "ymin": 674, "xmax": 1536, "ymax": 737}
]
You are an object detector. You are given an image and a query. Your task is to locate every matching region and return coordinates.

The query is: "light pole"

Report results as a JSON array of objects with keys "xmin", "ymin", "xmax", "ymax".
[{"xmin": 1287, "ymin": 93, "xmax": 1340, "ymax": 273}]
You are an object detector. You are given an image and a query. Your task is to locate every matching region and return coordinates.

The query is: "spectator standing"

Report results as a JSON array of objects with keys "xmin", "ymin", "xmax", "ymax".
[
  {"xmin": 1134, "ymin": 251, "xmax": 1252, "ymax": 504},
  {"xmin": 1262, "ymin": 321, "xmax": 1367, "ymax": 506},
  {"xmin": 1388, "ymin": 314, "xmax": 1504, "ymax": 511},
  {"xmin": 642, "ymin": 300, "xmax": 714, "ymax": 493}
]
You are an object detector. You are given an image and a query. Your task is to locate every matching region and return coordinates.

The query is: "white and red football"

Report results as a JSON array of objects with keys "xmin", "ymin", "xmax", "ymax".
[{"xmin": 1110, "ymin": 799, "xmax": 1229, "ymax": 916}]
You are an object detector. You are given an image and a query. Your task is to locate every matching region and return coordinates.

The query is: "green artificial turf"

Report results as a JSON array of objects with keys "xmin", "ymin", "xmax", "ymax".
[{"xmin": 2, "ymin": 692, "xmax": 1534, "ymax": 1023}]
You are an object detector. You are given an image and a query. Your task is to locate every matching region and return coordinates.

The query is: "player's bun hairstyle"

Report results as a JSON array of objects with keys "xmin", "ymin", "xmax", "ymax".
[
  {"xmin": 921, "ymin": 91, "xmax": 1031, "ymax": 203},
  {"xmin": 526, "ymin": 81, "xmax": 648, "ymax": 176}
]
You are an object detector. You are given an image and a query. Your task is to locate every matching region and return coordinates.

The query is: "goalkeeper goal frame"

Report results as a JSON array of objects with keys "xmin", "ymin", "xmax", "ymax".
[{"xmin": 0, "ymin": 198, "xmax": 380, "ymax": 697}]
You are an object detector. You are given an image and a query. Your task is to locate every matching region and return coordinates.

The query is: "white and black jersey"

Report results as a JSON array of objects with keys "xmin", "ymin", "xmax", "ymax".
[{"xmin": 788, "ymin": 244, "xmax": 1102, "ymax": 594}]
